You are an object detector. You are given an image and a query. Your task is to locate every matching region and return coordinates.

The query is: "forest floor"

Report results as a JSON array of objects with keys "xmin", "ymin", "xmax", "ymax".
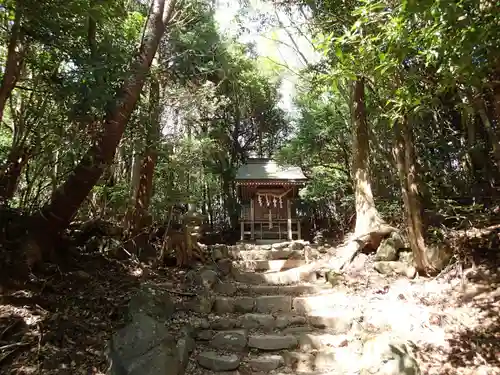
[{"xmin": 0, "ymin": 226, "xmax": 499, "ymax": 375}]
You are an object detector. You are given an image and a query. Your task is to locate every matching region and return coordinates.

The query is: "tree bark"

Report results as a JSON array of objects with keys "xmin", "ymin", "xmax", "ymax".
[
  {"xmin": 325, "ymin": 77, "xmax": 395, "ymax": 272},
  {"xmin": 125, "ymin": 75, "xmax": 161, "ymax": 244},
  {"xmin": 0, "ymin": 4, "xmax": 26, "ymax": 124},
  {"xmin": 393, "ymin": 116, "xmax": 434, "ymax": 274},
  {"xmin": 0, "ymin": 4, "xmax": 28, "ymax": 202},
  {"xmin": 351, "ymin": 77, "xmax": 384, "ymax": 235},
  {"xmin": 476, "ymin": 100, "xmax": 500, "ymax": 173},
  {"xmin": 0, "ymin": 145, "xmax": 30, "ymax": 202},
  {"xmin": 31, "ymin": 0, "xmax": 177, "ymax": 243}
]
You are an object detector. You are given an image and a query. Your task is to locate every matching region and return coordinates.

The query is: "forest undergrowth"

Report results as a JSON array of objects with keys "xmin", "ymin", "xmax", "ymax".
[{"xmin": 0, "ymin": 213, "xmax": 498, "ymax": 375}]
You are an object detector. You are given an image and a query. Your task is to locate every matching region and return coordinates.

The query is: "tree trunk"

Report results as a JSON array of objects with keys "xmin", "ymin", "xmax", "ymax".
[
  {"xmin": 0, "ymin": 145, "xmax": 30, "ymax": 202},
  {"xmin": 393, "ymin": 116, "xmax": 434, "ymax": 274},
  {"xmin": 326, "ymin": 78, "xmax": 395, "ymax": 272},
  {"xmin": 466, "ymin": 90, "xmax": 500, "ymax": 174},
  {"xmin": 476, "ymin": 101, "xmax": 500, "ymax": 173},
  {"xmin": 351, "ymin": 77, "xmax": 384, "ymax": 235},
  {"xmin": 125, "ymin": 75, "xmax": 161, "ymax": 247},
  {"xmin": 0, "ymin": 5, "xmax": 28, "ymax": 202},
  {"xmin": 29, "ymin": 0, "xmax": 177, "ymax": 251},
  {"xmin": 0, "ymin": 5, "xmax": 26, "ymax": 124},
  {"xmin": 129, "ymin": 149, "xmax": 142, "ymax": 197}
]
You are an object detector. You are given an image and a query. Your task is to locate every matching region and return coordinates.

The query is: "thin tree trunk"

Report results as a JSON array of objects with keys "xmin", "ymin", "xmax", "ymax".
[
  {"xmin": 31, "ymin": 0, "xmax": 177, "ymax": 243},
  {"xmin": 129, "ymin": 150, "xmax": 142, "ymax": 197},
  {"xmin": 327, "ymin": 78, "xmax": 394, "ymax": 272},
  {"xmin": 393, "ymin": 116, "xmax": 433, "ymax": 273},
  {"xmin": 126, "ymin": 75, "xmax": 161, "ymax": 241},
  {"xmin": 0, "ymin": 5, "xmax": 28, "ymax": 202},
  {"xmin": 0, "ymin": 145, "xmax": 30, "ymax": 202},
  {"xmin": 351, "ymin": 77, "xmax": 384, "ymax": 235},
  {"xmin": 0, "ymin": 4, "xmax": 26, "ymax": 124},
  {"xmin": 476, "ymin": 102, "xmax": 500, "ymax": 172}
]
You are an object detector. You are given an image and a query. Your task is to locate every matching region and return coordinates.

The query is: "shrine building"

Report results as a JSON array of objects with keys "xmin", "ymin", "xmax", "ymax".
[{"xmin": 235, "ymin": 158, "xmax": 308, "ymax": 242}]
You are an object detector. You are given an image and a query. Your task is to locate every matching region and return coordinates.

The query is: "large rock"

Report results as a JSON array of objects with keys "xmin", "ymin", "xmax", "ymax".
[
  {"xmin": 210, "ymin": 330, "xmax": 248, "ymax": 351},
  {"xmin": 255, "ymin": 295, "xmax": 292, "ymax": 313},
  {"xmin": 299, "ymin": 333, "xmax": 349, "ymax": 351},
  {"xmin": 212, "ymin": 244, "xmax": 229, "ymax": 260},
  {"xmin": 107, "ymin": 313, "xmax": 179, "ymax": 375},
  {"xmin": 214, "ymin": 282, "xmax": 237, "ymax": 296},
  {"xmin": 361, "ymin": 333, "xmax": 420, "ymax": 375},
  {"xmin": 214, "ymin": 296, "xmax": 255, "ymax": 313},
  {"xmin": 197, "ymin": 351, "xmax": 240, "ymax": 371},
  {"xmin": 271, "ymin": 242, "xmax": 290, "ymax": 250},
  {"xmin": 128, "ymin": 284, "xmax": 175, "ymax": 322},
  {"xmin": 240, "ymin": 313, "xmax": 275, "ymax": 330},
  {"xmin": 176, "ymin": 334, "xmax": 195, "ymax": 373},
  {"xmin": 426, "ymin": 243, "xmax": 453, "ymax": 271},
  {"xmin": 189, "ymin": 291, "xmax": 215, "ymax": 313},
  {"xmin": 275, "ymin": 314, "xmax": 306, "ymax": 329},
  {"xmin": 289, "ymin": 241, "xmax": 306, "ymax": 250},
  {"xmin": 217, "ymin": 259, "xmax": 233, "ymax": 276},
  {"xmin": 375, "ymin": 232, "xmax": 404, "ymax": 262},
  {"xmin": 248, "ymin": 335, "xmax": 298, "ymax": 350},
  {"xmin": 199, "ymin": 269, "xmax": 219, "ymax": 289},
  {"xmin": 374, "ymin": 261, "xmax": 417, "ymax": 279},
  {"xmin": 398, "ymin": 250, "xmax": 415, "ymax": 265},
  {"xmin": 248, "ymin": 355, "xmax": 284, "ymax": 371},
  {"xmin": 185, "ymin": 267, "xmax": 219, "ymax": 290},
  {"xmin": 308, "ymin": 311, "xmax": 355, "ymax": 333}
]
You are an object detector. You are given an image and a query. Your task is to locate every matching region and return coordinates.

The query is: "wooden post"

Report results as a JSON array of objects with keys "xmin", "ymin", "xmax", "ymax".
[
  {"xmin": 250, "ymin": 198, "xmax": 255, "ymax": 240},
  {"xmin": 287, "ymin": 198, "xmax": 292, "ymax": 240},
  {"xmin": 297, "ymin": 219, "xmax": 301, "ymax": 240},
  {"xmin": 240, "ymin": 218, "xmax": 244, "ymax": 241}
]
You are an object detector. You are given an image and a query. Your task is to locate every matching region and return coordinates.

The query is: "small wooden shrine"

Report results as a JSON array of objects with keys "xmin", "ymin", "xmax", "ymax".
[{"xmin": 235, "ymin": 158, "xmax": 307, "ymax": 241}]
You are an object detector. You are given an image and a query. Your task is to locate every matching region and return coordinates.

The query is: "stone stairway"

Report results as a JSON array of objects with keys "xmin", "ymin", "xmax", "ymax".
[
  {"xmin": 108, "ymin": 240, "xmax": 422, "ymax": 375},
  {"xmin": 190, "ymin": 241, "xmax": 414, "ymax": 375}
]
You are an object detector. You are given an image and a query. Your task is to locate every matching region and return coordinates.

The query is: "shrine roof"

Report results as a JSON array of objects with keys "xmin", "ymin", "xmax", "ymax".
[{"xmin": 235, "ymin": 158, "xmax": 307, "ymax": 183}]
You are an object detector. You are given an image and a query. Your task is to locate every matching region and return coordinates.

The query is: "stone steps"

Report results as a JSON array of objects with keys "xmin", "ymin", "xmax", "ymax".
[
  {"xmin": 231, "ymin": 268, "xmax": 317, "ymax": 285},
  {"xmin": 191, "ymin": 242, "xmax": 421, "ymax": 375},
  {"xmin": 214, "ymin": 281, "xmax": 332, "ymax": 296},
  {"xmin": 195, "ymin": 331, "xmax": 362, "ymax": 373},
  {"xmin": 233, "ymin": 259, "xmax": 307, "ymax": 271},
  {"xmin": 212, "ymin": 292, "xmax": 356, "ymax": 316},
  {"xmin": 229, "ymin": 248, "xmax": 305, "ymax": 261}
]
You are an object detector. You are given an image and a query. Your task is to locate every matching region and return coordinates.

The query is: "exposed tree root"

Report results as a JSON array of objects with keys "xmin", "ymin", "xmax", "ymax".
[{"xmin": 247, "ymin": 225, "xmax": 400, "ymax": 285}]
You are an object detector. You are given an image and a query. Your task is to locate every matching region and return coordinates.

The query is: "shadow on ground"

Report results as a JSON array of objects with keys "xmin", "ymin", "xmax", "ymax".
[
  {"xmin": 421, "ymin": 225, "xmax": 500, "ymax": 374},
  {"xmin": 0, "ymin": 251, "xmax": 144, "ymax": 375}
]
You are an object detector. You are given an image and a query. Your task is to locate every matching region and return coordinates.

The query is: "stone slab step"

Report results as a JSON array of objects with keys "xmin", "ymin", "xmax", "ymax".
[
  {"xmin": 232, "ymin": 268, "xmax": 317, "ymax": 285},
  {"xmin": 197, "ymin": 350, "xmax": 352, "ymax": 375},
  {"xmin": 212, "ymin": 294, "xmax": 360, "ymax": 321},
  {"xmin": 233, "ymin": 259, "xmax": 307, "ymax": 271},
  {"xmin": 214, "ymin": 282, "xmax": 332, "ymax": 296},
  {"xmin": 292, "ymin": 293, "xmax": 353, "ymax": 314},
  {"xmin": 198, "ymin": 313, "xmax": 309, "ymax": 335},
  {"xmin": 229, "ymin": 248, "xmax": 305, "ymax": 261},
  {"xmin": 248, "ymin": 334, "xmax": 299, "ymax": 350},
  {"xmin": 214, "ymin": 295, "xmax": 293, "ymax": 314}
]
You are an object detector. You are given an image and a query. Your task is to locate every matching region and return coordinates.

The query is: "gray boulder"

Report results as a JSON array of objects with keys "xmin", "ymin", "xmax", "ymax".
[
  {"xmin": 128, "ymin": 284, "xmax": 175, "ymax": 322},
  {"xmin": 375, "ymin": 232, "xmax": 405, "ymax": 262},
  {"xmin": 374, "ymin": 261, "xmax": 417, "ymax": 279},
  {"xmin": 361, "ymin": 332, "xmax": 420, "ymax": 375},
  {"xmin": 107, "ymin": 313, "xmax": 179, "ymax": 375}
]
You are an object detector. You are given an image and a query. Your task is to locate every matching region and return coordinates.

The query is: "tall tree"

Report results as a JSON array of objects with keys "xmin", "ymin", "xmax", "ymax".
[{"xmin": 27, "ymin": 0, "xmax": 178, "ymax": 258}]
